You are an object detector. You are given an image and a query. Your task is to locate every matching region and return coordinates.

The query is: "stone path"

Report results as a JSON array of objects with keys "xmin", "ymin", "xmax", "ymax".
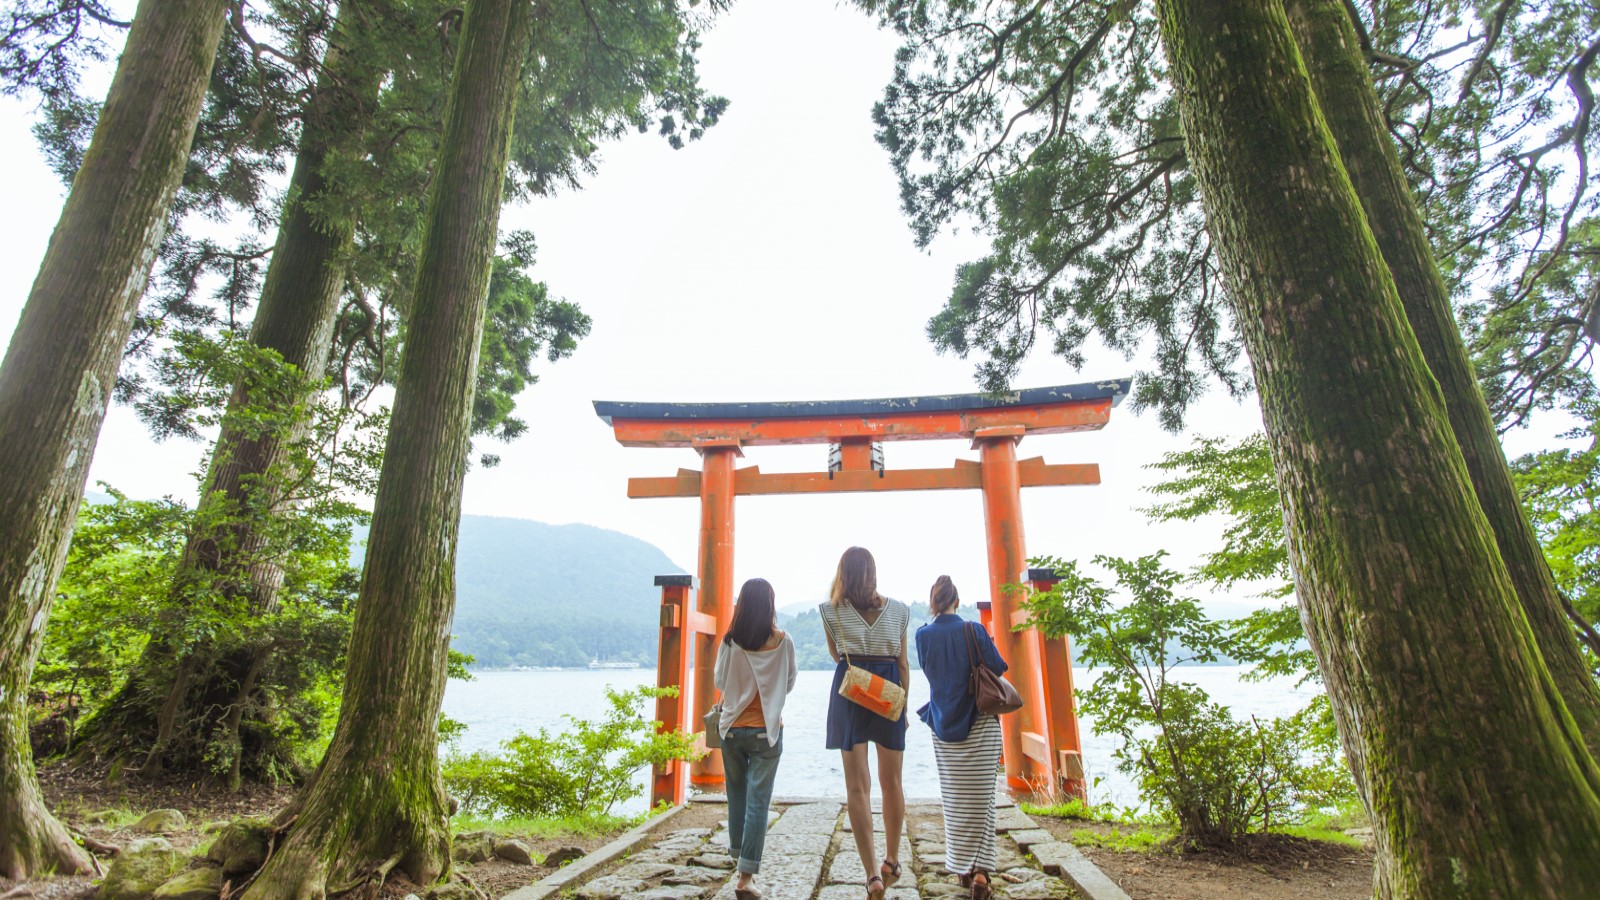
[{"xmin": 544, "ymin": 794, "xmax": 1129, "ymax": 900}]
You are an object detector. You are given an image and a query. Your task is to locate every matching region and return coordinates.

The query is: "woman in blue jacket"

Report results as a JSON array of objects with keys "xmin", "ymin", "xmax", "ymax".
[{"xmin": 915, "ymin": 576, "xmax": 1007, "ymax": 900}]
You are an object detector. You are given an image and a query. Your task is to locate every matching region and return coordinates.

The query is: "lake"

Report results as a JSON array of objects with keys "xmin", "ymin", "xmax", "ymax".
[{"xmin": 441, "ymin": 667, "xmax": 1321, "ymax": 814}]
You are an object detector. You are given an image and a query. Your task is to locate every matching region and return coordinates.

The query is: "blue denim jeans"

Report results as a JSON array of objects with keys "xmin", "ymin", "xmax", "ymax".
[{"xmin": 721, "ymin": 726, "xmax": 783, "ymax": 874}]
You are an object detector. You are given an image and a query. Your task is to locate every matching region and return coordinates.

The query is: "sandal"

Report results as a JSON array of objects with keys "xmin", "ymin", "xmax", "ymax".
[
  {"xmin": 866, "ymin": 874, "xmax": 886, "ymax": 899},
  {"xmin": 970, "ymin": 870, "xmax": 992, "ymax": 900},
  {"xmin": 880, "ymin": 859, "xmax": 902, "ymax": 887},
  {"xmin": 734, "ymin": 889, "xmax": 762, "ymax": 900}
]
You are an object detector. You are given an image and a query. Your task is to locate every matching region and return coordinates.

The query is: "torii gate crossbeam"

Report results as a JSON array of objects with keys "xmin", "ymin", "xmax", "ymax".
[{"xmin": 594, "ymin": 380, "xmax": 1130, "ymax": 806}]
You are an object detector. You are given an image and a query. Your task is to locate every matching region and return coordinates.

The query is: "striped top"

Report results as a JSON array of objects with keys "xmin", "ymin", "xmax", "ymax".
[{"xmin": 819, "ymin": 598, "xmax": 910, "ymax": 658}]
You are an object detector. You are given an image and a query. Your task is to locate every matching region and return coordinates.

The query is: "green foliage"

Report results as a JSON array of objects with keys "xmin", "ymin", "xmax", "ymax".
[
  {"xmin": 1144, "ymin": 434, "xmax": 1288, "ymax": 596},
  {"xmin": 38, "ymin": 335, "xmax": 369, "ymax": 778},
  {"xmin": 34, "ymin": 486, "xmax": 358, "ymax": 773},
  {"xmin": 442, "ymin": 686, "xmax": 700, "ymax": 819},
  {"xmin": 859, "ymin": 0, "xmax": 1599, "ymax": 433},
  {"xmin": 1512, "ymin": 400, "xmax": 1600, "ymax": 668},
  {"xmin": 1021, "ymin": 553, "xmax": 1356, "ymax": 845},
  {"xmin": 1144, "ymin": 434, "xmax": 1315, "ymax": 683}
]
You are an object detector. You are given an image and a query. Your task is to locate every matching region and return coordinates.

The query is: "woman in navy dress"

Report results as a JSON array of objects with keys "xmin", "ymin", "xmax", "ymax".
[{"xmin": 820, "ymin": 546, "xmax": 910, "ymax": 900}]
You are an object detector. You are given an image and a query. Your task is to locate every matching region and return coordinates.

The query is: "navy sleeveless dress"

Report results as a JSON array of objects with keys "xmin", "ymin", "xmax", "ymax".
[{"xmin": 821, "ymin": 600, "xmax": 910, "ymax": 751}]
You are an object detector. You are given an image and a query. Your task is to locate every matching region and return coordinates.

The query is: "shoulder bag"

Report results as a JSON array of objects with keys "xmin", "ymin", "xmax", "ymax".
[
  {"xmin": 703, "ymin": 700, "xmax": 723, "ymax": 749},
  {"xmin": 967, "ymin": 622, "xmax": 1023, "ymax": 715},
  {"xmin": 822, "ymin": 606, "xmax": 907, "ymax": 721}
]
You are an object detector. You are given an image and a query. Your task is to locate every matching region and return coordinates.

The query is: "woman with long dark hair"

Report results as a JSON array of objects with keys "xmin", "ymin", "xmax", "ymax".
[
  {"xmin": 713, "ymin": 577, "xmax": 797, "ymax": 900},
  {"xmin": 820, "ymin": 546, "xmax": 910, "ymax": 900},
  {"xmin": 916, "ymin": 575, "xmax": 1007, "ymax": 899}
]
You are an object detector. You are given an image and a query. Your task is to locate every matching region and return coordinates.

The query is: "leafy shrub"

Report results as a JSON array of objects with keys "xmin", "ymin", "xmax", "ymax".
[
  {"xmin": 1022, "ymin": 552, "xmax": 1357, "ymax": 846},
  {"xmin": 443, "ymin": 685, "xmax": 700, "ymax": 818}
]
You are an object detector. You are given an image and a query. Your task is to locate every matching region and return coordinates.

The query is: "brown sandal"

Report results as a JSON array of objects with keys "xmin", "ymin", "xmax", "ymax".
[
  {"xmin": 969, "ymin": 870, "xmax": 992, "ymax": 900},
  {"xmin": 734, "ymin": 889, "xmax": 762, "ymax": 900},
  {"xmin": 880, "ymin": 859, "xmax": 902, "ymax": 887},
  {"xmin": 866, "ymin": 874, "xmax": 886, "ymax": 899}
]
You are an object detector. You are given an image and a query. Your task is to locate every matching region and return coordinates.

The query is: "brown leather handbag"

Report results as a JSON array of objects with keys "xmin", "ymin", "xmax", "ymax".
[{"xmin": 967, "ymin": 622, "xmax": 1023, "ymax": 715}]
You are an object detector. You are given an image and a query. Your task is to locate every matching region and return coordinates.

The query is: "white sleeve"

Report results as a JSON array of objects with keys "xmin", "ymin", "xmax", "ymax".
[{"xmin": 713, "ymin": 640, "xmax": 730, "ymax": 692}]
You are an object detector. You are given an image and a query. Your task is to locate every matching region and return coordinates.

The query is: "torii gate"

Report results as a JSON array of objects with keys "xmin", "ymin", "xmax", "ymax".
[{"xmin": 594, "ymin": 379, "xmax": 1130, "ymax": 806}]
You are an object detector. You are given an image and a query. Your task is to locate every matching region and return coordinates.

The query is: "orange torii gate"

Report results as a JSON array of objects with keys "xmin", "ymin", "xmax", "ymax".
[{"xmin": 594, "ymin": 380, "xmax": 1130, "ymax": 806}]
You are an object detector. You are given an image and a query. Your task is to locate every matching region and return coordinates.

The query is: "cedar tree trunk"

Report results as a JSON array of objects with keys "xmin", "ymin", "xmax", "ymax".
[
  {"xmin": 86, "ymin": 18, "xmax": 385, "ymax": 783},
  {"xmin": 1152, "ymin": 0, "xmax": 1600, "ymax": 895},
  {"xmin": 241, "ymin": 0, "xmax": 532, "ymax": 893},
  {"xmin": 1284, "ymin": 0, "xmax": 1600, "ymax": 760},
  {"xmin": 0, "ymin": 0, "xmax": 228, "ymax": 878}
]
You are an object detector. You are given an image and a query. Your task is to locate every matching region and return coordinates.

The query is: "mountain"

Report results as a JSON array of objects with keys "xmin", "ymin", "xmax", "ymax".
[{"xmin": 357, "ymin": 515, "xmax": 688, "ymax": 669}]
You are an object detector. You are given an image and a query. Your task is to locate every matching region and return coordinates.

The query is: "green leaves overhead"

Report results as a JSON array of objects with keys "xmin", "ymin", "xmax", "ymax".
[
  {"xmin": 863, "ymin": 0, "xmax": 1599, "ymax": 433},
  {"xmin": 17, "ymin": 0, "xmax": 723, "ymax": 451}
]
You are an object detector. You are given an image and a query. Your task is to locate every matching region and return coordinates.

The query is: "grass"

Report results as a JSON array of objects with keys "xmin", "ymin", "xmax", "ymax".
[
  {"xmin": 1064, "ymin": 825, "xmax": 1167, "ymax": 852},
  {"xmin": 451, "ymin": 809, "xmax": 641, "ymax": 838},
  {"xmin": 1270, "ymin": 823, "xmax": 1364, "ymax": 848}
]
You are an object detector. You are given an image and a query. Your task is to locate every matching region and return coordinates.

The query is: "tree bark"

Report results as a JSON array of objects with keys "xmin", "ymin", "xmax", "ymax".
[
  {"xmin": 241, "ymin": 0, "xmax": 533, "ymax": 893},
  {"xmin": 1151, "ymin": 0, "xmax": 1600, "ymax": 895},
  {"xmin": 1284, "ymin": 0, "xmax": 1600, "ymax": 761},
  {"xmin": 0, "ymin": 0, "xmax": 228, "ymax": 878},
  {"xmin": 84, "ymin": 14, "xmax": 386, "ymax": 781}
]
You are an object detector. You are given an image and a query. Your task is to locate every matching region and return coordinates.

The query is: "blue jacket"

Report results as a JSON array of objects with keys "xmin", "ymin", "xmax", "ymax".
[{"xmin": 915, "ymin": 613, "xmax": 1009, "ymax": 742}]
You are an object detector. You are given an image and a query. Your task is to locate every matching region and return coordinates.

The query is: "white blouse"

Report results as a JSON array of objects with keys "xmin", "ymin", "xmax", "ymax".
[
  {"xmin": 819, "ymin": 598, "xmax": 910, "ymax": 658},
  {"xmin": 713, "ymin": 633, "xmax": 798, "ymax": 745}
]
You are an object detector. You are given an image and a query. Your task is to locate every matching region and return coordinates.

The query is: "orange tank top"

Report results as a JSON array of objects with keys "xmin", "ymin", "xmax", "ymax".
[{"xmin": 732, "ymin": 690, "xmax": 765, "ymax": 728}]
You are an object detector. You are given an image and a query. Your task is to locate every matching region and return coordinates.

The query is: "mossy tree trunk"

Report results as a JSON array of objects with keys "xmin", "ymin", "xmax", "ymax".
[
  {"xmin": 84, "ymin": 14, "xmax": 386, "ymax": 784},
  {"xmin": 240, "ymin": 0, "xmax": 533, "ymax": 894},
  {"xmin": 1151, "ymin": 0, "xmax": 1600, "ymax": 895},
  {"xmin": 1283, "ymin": 0, "xmax": 1600, "ymax": 761},
  {"xmin": 0, "ymin": 0, "xmax": 228, "ymax": 878}
]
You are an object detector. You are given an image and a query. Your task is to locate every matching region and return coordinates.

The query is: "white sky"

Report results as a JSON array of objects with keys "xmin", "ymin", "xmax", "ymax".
[{"xmin": 0, "ymin": 0, "xmax": 1567, "ymax": 613}]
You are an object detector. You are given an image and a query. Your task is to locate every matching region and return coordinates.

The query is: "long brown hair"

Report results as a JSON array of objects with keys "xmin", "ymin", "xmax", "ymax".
[
  {"xmin": 725, "ymin": 578, "xmax": 777, "ymax": 650},
  {"xmin": 829, "ymin": 546, "xmax": 884, "ymax": 611},
  {"xmin": 930, "ymin": 575, "xmax": 959, "ymax": 615}
]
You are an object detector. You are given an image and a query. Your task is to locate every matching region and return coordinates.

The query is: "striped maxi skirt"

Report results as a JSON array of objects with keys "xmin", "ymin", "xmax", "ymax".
[{"xmin": 931, "ymin": 713, "xmax": 1003, "ymax": 875}]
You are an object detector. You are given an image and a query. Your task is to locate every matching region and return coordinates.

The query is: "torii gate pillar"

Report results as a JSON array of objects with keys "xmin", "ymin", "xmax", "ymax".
[
  {"xmin": 690, "ymin": 443, "xmax": 739, "ymax": 787},
  {"xmin": 976, "ymin": 428, "xmax": 1054, "ymax": 790}
]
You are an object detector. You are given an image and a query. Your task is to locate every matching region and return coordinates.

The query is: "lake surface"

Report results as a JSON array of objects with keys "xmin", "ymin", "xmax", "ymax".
[{"xmin": 441, "ymin": 667, "xmax": 1320, "ymax": 814}]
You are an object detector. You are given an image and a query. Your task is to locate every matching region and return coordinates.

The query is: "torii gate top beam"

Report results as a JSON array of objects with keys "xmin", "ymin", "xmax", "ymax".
[{"xmin": 592, "ymin": 379, "xmax": 1131, "ymax": 448}]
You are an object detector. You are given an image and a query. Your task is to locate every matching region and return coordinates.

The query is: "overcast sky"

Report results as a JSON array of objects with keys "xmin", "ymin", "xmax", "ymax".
[{"xmin": 0, "ymin": 0, "xmax": 1566, "ymax": 615}]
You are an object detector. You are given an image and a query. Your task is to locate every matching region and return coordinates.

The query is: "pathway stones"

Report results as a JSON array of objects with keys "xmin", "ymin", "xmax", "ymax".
[{"xmin": 545, "ymin": 798, "xmax": 1126, "ymax": 899}]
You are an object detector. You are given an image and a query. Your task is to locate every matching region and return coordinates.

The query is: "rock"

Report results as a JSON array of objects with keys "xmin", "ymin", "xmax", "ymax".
[
  {"xmin": 99, "ymin": 838, "xmax": 183, "ymax": 900},
  {"xmin": 661, "ymin": 866, "xmax": 724, "ymax": 885},
  {"xmin": 574, "ymin": 874, "xmax": 649, "ymax": 899},
  {"xmin": 610, "ymin": 862, "xmax": 677, "ymax": 881},
  {"xmin": 451, "ymin": 831, "xmax": 495, "ymax": 864},
  {"xmin": 426, "ymin": 883, "xmax": 478, "ymax": 900},
  {"xmin": 152, "ymin": 865, "xmax": 224, "ymax": 900},
  {"xmin": 205, "ymin": 818, "xmax": 273, "ymax": 877},
  {"xmin": 630, "ymin": 848, "xmax": 690, "ymax": 865},
  {"xmin": 635, "ymin": 886, "xmax": 708, "ymax": 899},
  {"xmin": 687, "ymin": 854, "xmax": 735, "ymax": 870},
  {"xmin": 198, "ymin": 821, "xmax": 229, "ymax": 835},
  {"xmin": 134, "ymin": 809, "xmax": 188, "ymax": 834},
  {"xmin": 544, "ymin": 845, "xmax": 586, "ymax": 867},
  {"xmin": 1001, "ymin": 876, "xmax": 1076, "ymax": 899},
  {"xmin": 493, "ymin": 838, "xmax": 535, "ymax": 866},
  {"xmin": 920, "ymin": 883, "xmax": 967, "ymax": 898},
  {"xmin": 1009, "ymin": 828, "xmax": 1055, "ymax": 853}
]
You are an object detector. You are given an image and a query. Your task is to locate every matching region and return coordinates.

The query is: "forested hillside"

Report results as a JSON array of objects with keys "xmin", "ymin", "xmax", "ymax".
[{"xmin": 358, "ymin": 516, "xmax": 687, "ymax": 668}]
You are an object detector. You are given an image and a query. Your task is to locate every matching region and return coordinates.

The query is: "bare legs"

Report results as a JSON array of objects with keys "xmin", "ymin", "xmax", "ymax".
[
  {"xmin": 841, "ymin": 744, "xmax": 905, "ymax": 883},
  {"xmin": 878, "ymin": 747, "xmax": 904, "ymax": 873}
]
